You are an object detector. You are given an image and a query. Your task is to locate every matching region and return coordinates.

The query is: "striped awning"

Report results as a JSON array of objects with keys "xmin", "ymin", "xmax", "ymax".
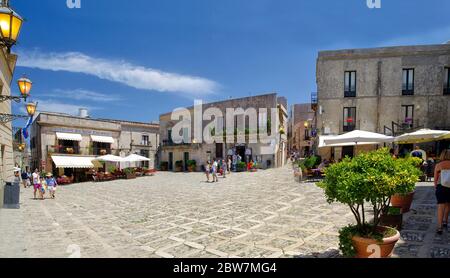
[
  {"xmin": 91, "ymin": 135, "xmax": 114, "ymax": 144},
  {"xmin": 56, "ymin": 132, "xmax": 82, "ymax": 141},
  {"xmin": 51, "ymin": 156, "xmax": 95, "ymax": 169}
]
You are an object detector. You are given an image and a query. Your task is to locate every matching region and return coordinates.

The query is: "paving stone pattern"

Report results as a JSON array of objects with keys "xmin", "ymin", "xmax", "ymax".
[{"xmin": 0, "ymin": 166, "xmax": 445, "ymax": 258}]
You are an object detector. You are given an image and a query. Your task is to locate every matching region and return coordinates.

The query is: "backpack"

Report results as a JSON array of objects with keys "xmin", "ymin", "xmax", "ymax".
[{"xmin": 441, "ymin": 170, "xmax": 450, "ymax": 188}]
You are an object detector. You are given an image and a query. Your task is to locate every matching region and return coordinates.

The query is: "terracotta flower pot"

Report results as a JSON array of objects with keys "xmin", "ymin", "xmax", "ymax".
[
  {"xmin": 391, "ymin": 191, "xmax": 415, "ymax": 213},
  {"xmin": 352, "ymin": 226, "xmax": 400, "ymax": 258}
]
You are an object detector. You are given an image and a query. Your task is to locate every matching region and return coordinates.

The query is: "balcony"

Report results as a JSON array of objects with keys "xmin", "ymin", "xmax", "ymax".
[
  {"xmin": 340, "ymin": 120, "xmax": 360, "ymax": 134},
  {"xmin": 344, "ymin": 91, "xmax": 356, "ymax": 98}
]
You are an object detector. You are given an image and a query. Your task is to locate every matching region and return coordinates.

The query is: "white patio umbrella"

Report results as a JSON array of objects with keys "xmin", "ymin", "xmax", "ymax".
[
  {"xmin": 123, "ymin": 154, "xmax": 151, "ymax": 162},
  {"xmin": 121, "ymin": 154, "xmax": 151, "ymax": 169},
  {"xmin": 93, "ymin": 155, "xmax": 125, "ymax": 162},
  {"xmin": 93, "ymin": 155, "xmax": 126, "ymax": 171},
  {"xmin": 323, "ymin": 130, "xmax": 394, "ymax": 146},
  {"xmin": 319, "ymin": 135, "xmax": 382, "ymax": 148},
  {"xmin": 395, "ymin": 129, "xmax": 450, "ymax": 144}
]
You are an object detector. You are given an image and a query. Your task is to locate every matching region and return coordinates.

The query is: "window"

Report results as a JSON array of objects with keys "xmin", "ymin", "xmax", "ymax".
[
  {"xmin": 141, "ymin": 135, "xmax": 149, "ymax": 146},
  {"xmin": 445, "ymin": 67, "xmax": 450, "ymax": 95},
  {"xmin": 402, "ymin": 69, "xmax": 414, "ymax": 95},
  {"xmin": 344, "ymin": 71, "xmax": 357, "ymax": 97},
  {"xmin": 140, "ymin": 150, "xmax": 149, "ymax": 168},
  {"xmin": 343, "ymin": 107, "xmax": 357, "ymax": 132},
  {"xmin": 402, "ymin": 105, "xmax": 414, "ymax": 128},
  {"xmin": 168, "ymin": 130, "xmax": 173, "ymax": 144},
  {"xmin": 93, "ymin": 142, "xmax": 111, "ymax": 155},
  {"xmin": 57, "ymin": 140, "xmax": 80, "ymax": 154}
]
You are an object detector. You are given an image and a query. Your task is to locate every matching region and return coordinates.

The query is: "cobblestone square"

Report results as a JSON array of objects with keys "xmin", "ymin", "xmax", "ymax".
[{"xmin": 0, "ymin": 167, "xmax": 445, "ymax": 258}]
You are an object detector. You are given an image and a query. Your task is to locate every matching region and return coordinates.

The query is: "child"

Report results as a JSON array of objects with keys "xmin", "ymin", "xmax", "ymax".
[
  {"xmin": 205, "ymin": 161, "xmax": 211, "ymax": 183},
  {"xmin": 40, "ymin": 177, "xmax": 47, "ymax": 200},
  {"xmin": 46, "ymin": 173, "xmax": 58, "ymax": 199}
]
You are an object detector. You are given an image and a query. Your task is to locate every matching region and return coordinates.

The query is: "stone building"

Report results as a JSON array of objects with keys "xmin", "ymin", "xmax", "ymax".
[
  {"xmin": 159, "ymin": 93, "xmax": 288, "ymax": 171},
  {"xmin": 12, "ymin": 127, "xmax": 30, "ymax": 170},
  {"xmin": 0, "ymin": 48, "xmax": 18, "ymax": 185},
  {"xmin": 30, "ymin": 110, "xmax": 159, "ymax": 181},
  {"xmin": 288, "ymin": 103, "xmax": 316, "ymax": 157},
  {"xmin": 316, "ymin": 43, "xmax": 450, "ymax": 159}
]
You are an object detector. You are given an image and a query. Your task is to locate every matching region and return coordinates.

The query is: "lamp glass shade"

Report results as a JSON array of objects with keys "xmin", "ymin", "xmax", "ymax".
[
  {"xmin": 0, "ymin": 7, "xmax": 22, "ymax": 45},
  {"xmin": 25, "ymin": 102, "xmax": 37, "ymax": 116},
  {"xmin": 18, "ymin": 78, "xmax": 32, "ymax": 96}
]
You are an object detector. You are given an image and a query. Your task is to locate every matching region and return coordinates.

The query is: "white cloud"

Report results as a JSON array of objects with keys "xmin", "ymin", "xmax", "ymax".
[
  {"xmin": 17, "ymin": 50, "xmax": 219, "ymax": 97},
  {"xmin": 376, "ymin": 26, "xmax": 450, "ymax": 47},
  {"xmin": 42, "ymin": 89, "xmax": 122, "ymax": 102}
]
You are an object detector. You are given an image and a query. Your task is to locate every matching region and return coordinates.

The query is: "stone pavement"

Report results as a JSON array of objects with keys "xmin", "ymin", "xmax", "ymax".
[{"xmin": 0, "ymin": 166, "xmax": 446, "ymax": 258}]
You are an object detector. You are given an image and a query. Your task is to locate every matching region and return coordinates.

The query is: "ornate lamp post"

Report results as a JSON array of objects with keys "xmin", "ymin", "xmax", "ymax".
[
  {"xmin": 0, "ymin": 102, "xmax": 37, "ymax": 123},
  {"xmin": 0, "ymin": 0, "xmax": 23, "ymax": 52},
  {"xmin": 0, "ymin": 76, "xmax": 32, "ymax": 103}
]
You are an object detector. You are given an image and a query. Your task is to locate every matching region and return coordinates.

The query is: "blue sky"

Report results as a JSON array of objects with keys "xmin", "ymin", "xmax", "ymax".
[{"xmin": 10, "ymin": 0, "xmax": 450, "ymax": 126}]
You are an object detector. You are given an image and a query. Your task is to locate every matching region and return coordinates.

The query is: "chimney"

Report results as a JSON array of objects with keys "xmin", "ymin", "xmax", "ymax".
[{"xmin": 78, "ymin": 108, "xmax": 89, "ymax": 118}]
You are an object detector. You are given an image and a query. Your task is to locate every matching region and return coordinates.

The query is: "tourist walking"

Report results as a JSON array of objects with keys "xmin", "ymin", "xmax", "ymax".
[
  {"xmin": 40, "ymin": 177, "xmax": 47, "ymax": 199},
  {"xmin": 205, "ymin": 161, "xmax": 211, "ymax": 183},
  {"xmin": 212, "ymin": 159, "xmax": 219, "ymax": 182},
  {"xmin": 227, "ymin": 157, "xmax": 232, "ymax": 174},
  {"xmin": 46, "ymin": 173, "xmax": 58, "ymax": 199},
  {"xmin": 221, "ymin": 159, "xmax": 227, "ymax": 178},
  {"xmin": 232, "ymin": 154, "xmax": 237, "ymax": 172},
  {"xmin": 434, "ymin": 149, "xmax": 450, "ymax": 235},
  {"xmin": 21, "ymin": 170, "xmax": 29, "ymax": 188},
  {"xmin": 32, "ymin": 169, "xmax": 43, "ymax": 200}
]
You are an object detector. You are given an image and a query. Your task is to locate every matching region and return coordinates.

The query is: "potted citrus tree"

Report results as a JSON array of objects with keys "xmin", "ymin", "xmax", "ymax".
[
  {"xmin": 317, "ymin": 148, "xmax": 421, "ymax": 258},
  {"xmin": 175, "ymin": 160, "xmax": 183, "ymax": 172},
  {"xmin": 160, "ymin": 162, "xmax": 169, "ymax": 171},
  {"xmin": 390, "ymin": 157, "xmax": 422, "ymax": 213},
  {"xmin": 187, "ymin": 160, "xmax": 197, "ymax": 172}
]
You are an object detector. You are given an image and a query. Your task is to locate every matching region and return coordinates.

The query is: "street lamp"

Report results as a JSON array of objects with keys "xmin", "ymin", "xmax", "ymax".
[
  {"xmin": 0, "ymin": 101, "xmax": 38, "ymax": 123},
  {"xmin": 0, "ymin": 76, "xmax": 32, "ymax": 103},
  {"xmin": 0, "ymin": 0, "xmax": 23, "ymax": 52},
  {"xmin": 25, "ymin": 102, "xmax": 37, "ymax": 116},
  {"xmin": 17, "ymin": 77, "xmax": 32, "ymax": 98},
  {"xmin": 304, "ymin": 121, "xmax": 309, "ymax": 129}
]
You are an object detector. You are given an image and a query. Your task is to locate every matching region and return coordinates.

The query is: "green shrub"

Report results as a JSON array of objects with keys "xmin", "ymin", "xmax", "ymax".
[
  {"xmin": 237, "ymin": 161, "xmax": 247, "ymax": 171},
  {"xmin": 302, "ymin": 155, "xmax": 321, "ymax": 169},
  {"xmin": 175, "ymin": 161, "xmax": 183, "ymax": 168},
  {"xmin": 316, "ymin": 148, "xmax": 421, "ymax": 257},
  {"xmin": 160, "ymin": 161, "xmax": 168, "ymax": 169},
  {"xmin": 187, "ymin": 160, "xmax": 197, "ymax": 167},
  {"xmin": 123, "ymin": 168, "xmax": 135, "ymax": 175}
]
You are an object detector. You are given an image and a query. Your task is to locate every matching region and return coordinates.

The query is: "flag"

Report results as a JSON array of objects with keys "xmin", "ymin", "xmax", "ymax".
[{"xmin": 22, "ymin": 116, "xmax": 33, "ymax": 139}]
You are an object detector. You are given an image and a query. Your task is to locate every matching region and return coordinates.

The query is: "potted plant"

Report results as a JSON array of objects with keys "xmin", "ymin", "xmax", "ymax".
[
  {"xmin": 236, "ymin": 161, "xmax": 247, "ymax": 172},
  {"xmin": 187, "ymin": 160, "xmax": 197, "ymax": 172},
  {"xmin": 380, "ymin": 206, "xmax": 403, "ymax": 231},
  {"xmin": 390, "ymin": 157, "xmax": 422, "ymax": 213},
  {"xmin": 124, "ymin": 168, "xmax": 136, "ymax": 179},
  {"xmin": 160, "ymin": 162, "xmax": 169, "ymax": 171},
  {"xmin": 175, "ymin": 160, "xmax": 183, "ymax": 172},
  {"xmin": 317, "ymin": 149, "xmax": 421, "ymax": 258}
]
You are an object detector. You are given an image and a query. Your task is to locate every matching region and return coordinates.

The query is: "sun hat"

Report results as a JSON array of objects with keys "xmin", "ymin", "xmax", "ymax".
[{"xmin": 46, "ymin": 173, "xmax": 53, "ymax": 177}]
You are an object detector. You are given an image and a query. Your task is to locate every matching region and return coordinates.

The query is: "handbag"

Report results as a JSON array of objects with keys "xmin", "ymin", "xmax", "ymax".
[{"xmin": 441, "ymin": 170, "xmax": 450, "ymax": 188}]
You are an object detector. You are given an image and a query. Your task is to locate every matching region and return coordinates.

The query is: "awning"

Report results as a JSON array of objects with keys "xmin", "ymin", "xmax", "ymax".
[
  {"xmin": 91, "ymin": 135, "xmax": 114, "ymax": 144},
  {"xmin": 51, "ymin": 156, "xmax": 95, "ymax": 169},
  {"xmin": 56, "ymin": 132, "xmax": 82, "ymax": 141}
]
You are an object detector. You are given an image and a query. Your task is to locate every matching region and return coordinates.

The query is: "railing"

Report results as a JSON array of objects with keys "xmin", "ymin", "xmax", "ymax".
[{"xmin": 339, "ymin": 120, "xmax": 360, "ymax": 134}]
